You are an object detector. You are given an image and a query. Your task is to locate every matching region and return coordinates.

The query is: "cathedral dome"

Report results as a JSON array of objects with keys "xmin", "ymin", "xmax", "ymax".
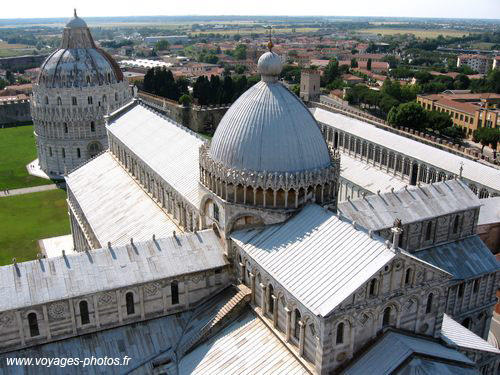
[
  {"xmin": 209, "ymin": 52, "xmax": 331, "ymax": 174},
  {"xmin": 36, "ymin": 11, "xmax": 123, "ymax": 88}
]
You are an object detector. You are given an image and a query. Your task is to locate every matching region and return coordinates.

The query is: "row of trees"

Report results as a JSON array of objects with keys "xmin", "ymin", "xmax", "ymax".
[
  {"xmin": 192, "ymin": 74, "xmax": 259, "ymax": 105},
  {"xmin": 346, "ymin": 78, "xmax": 420, "ymax": 115},
  {"xmin": 387, "ymin": 102, "xmax": 464, "ymax": 142},
  {"xmin": 142, "ymin": 67, "xmax": 189, "ymax": 101}
]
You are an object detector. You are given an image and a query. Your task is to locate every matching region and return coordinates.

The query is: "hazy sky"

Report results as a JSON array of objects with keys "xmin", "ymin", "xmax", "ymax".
[{"xmin": 1, "ymin": 0, "xmax": 499, "ymax": 20}]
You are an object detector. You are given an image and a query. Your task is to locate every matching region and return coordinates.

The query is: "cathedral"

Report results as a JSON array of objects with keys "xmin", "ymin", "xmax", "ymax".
[{"xmin": 0, "ymin": 14, "xmax": 499, "ymax": 375}]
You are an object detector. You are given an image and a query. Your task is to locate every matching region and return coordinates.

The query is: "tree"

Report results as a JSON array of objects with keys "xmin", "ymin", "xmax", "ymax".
[
  {"xmin": 387, "ymin": 102, "xmax": 427, "ymax": 130},
  {"xmin": 155, "ymin": 40, "xmax": 170, "ymax": 51},
  {"xmin": 233, "ymin": 34, "xmax": 241, "ymax": 41},
  {"xmin": 454, "ymin": 74, "xmax": 470, "ymax": 90},
  {"xmin": 324, "ymin": 59, "xmax": 340, "ymax": 85},
  {"xmin": 5, "ymin": 70, "xmax": 15, "ymax": 85},
  {"xmin": 291, "ymin": 84, "xmax": 300, "ymax": 96},
  {"xmin": 350, "ymin": 58, "xmax": 358, "ymax": 68},
  {"xmin": 427, "ymin": 110, "xmax": 453, "ymax": 132},
  {"xmin": 179, "ymin": 94, "xmax": 192, "ymax": 106},
  {"xmin": 473, "ymin": 127, "xmax": 500, "ymax": 153},
  {"xmin": 233, "ymin": 44, "xmax": 247, "ymax": 60},
  {"xmin": 366, "ymin": 58, "xmax": 372, "ymax": 71}
]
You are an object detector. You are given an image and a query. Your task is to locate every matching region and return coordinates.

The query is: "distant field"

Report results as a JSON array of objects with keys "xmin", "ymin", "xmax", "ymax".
[
  {"xmin": 0, "ymin": 41, "xmax": 29, "ymax": 49},
  {"xmin": 0, "ymin": 189, "xmax": 70, "ymax": 265},
  {"xmin": 356, "ymin": 28, "xmax": 473, "ymax": 38},
  {"xmin": 0, "ymin": 125, "xmax": 53, "ymax": 190},
  {"xmin": 196, "ymin": 27, "xmax": 320, "ymax": 35},
  {"xmin": 470, "ymin": 42, "xmax": 496, "ymax": 50}
]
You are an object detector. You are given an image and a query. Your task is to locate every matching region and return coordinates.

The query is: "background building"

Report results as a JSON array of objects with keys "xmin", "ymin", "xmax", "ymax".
[{"xmin": 30, "ymin": 11, "xmax": 131, "ymax": 177}]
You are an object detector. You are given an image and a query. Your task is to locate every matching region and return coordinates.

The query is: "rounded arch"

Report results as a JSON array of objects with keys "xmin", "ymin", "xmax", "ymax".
[
  {"xmin": 226, "ymin": 212, "xmax": 265, "ymax": 233},
  {"xmin": 87, "ymin": 141, "xmax": 102, "ymax": 158}
]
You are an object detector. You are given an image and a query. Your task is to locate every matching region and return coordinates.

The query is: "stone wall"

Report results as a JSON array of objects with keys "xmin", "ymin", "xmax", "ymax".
[
  {"xmin": 138, "ymin": 91, "xmax": 229, "ymax": 133},
  {"xmin": 0, "ymin": 99, "xmax": 31, "ymax": 126},
  {"xmin": 0, "ymin": 266, "xmax": 230, "ymax": 353},
  {"xmin": 0, "ymin": 55, "xmax": 48, "ymax": 71}
]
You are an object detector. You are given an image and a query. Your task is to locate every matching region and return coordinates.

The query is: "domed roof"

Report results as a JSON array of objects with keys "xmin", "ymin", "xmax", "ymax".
[
  {"xmin": 209, "ymin": 51, "xmax": 331, "ymax": 174},
  {"xmin": 66, "ymin": 10, "xmax": 87, "ymax": 29},
  {"xmin": 258, "ymin": 51, "xmax": 282, "ymax": 78},
  {"xmin": 37, "ymin": 11, "xmax": 123, "ymax": 88}
]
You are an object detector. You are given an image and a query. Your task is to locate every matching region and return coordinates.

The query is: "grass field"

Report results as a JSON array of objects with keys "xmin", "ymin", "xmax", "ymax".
[
  {"xmin": 356, "ymin": 28, "xmax": 474, "ymax": 38},
  {"xmin": 196, "ymin": 27, "xmax": 320, "ymax": 36},
  {"xmin": 0, "ymin": 125, "xmax": 54, "ymax": 190},
  {"xmin": 0, "ymin": 189, "xmax": 70, "ymax": 265},
  {"xmin": 0, "ymin": 41, "xmax": 34, "ymax": 57}
]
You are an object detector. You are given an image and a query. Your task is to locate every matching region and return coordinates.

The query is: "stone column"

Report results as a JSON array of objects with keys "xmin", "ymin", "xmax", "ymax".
[
  {"xmin": 272, "ymin": 295, "xmax": 278, "ymax": 328},
  {"xmin": 260, "ymin": 283, "xmax": 267, "ymax": 313},
  {"xmin": 250, "ymin": 272, "xmax": 256, "ymax": 305},
  {"xmin": 285, "ymin": 307, "xmax": 292, "ymax": 342},
  {"xmin": 299, "ymin": 321, "xmax": 306, "ymax": 357},
  {"xmin": 93, "ymin": 295, "xmax": 100, "ymax": 328},
  {"xmin": 42, "ymin": 305, "xmax": 51, "ymax": 340}
]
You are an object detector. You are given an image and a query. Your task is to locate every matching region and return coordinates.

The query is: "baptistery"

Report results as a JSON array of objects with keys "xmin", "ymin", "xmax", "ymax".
[{"xmin": 31, "ymin": 11, "xmax": 131, "ymax": 176}]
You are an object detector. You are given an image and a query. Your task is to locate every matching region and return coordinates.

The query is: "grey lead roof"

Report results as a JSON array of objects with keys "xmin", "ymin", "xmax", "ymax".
[
  {"xmin": 66, "ymin": 151, "xmax": 178, "ymax": 246},
  {"xmin": 340, "ymin": 153, "xmax": 407, "ymax": 194},
  {"xmin": 477, "ymin": 196, "xmax": 500, "ymax": 226},
  {"xmin": 176, "ymin": 311, "xmax": 308, "ymax": 374},
  {"xmin": 441, "ymin": 313, "xmax": 500, "ymax": 354},
  {"xmin": 209, "ymin": 80, "xmax": 331, "ymax": 173},
  {"xmin": 107, "ymin": 104, "xmax": 203, "ymax": 208},
  {"xmin": 0, "ymin": 230, "xmax": 227, "ymax": 312},
  {"xmin": 414, "ymin": 235, "xmax": 499, "ymax": 281},
  {"xmin": 231, "ymin": 204, "xmax": 398, "ymax": 317},
  {"xmin": 312, "ymin": 107, "xmax": 500, "ymax": 192},
  {"xmin": 338, "ymin": 179, "xmax": 480, "ymax": 231},
  {"xmin": 343, "ymin": 330, "xmax": 476, "ymax": 375}
]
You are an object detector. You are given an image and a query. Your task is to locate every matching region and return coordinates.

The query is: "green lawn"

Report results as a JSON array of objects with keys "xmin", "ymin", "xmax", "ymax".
[
  {"xmin": 0, "ymin": 125, "xmax": 54, "ymax": 190},
  {"xmin": 0, "ymin": 189, "xmax": 70, "ymax": 265}
]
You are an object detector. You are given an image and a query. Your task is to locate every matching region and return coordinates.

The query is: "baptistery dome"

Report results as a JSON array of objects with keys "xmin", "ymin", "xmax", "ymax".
[
  {"xmin": 209, "ymin": 51, "xmax": 331, "ymax": 174},
  {"xmin": 31, "ymin": 11, "xmax": 131, "ymax": 177},
  {"xmin": 37, "ymin": 12, "xmax": 123, "ymax": 89}
]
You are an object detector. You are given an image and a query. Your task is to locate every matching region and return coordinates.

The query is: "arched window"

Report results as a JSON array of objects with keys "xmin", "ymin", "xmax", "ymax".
[
  {"xmin": 405, "ymin": 268, "xmax": 412, "ymax": 285},
  {"xmin": 452, "ymin": 216, "xmax": 459, "ymax": 234},
  {"xmin": 57, "ymin": 97, "xmax": 62, "ymax": 105},
  {"xmin": 268, "ymin": 285, "xmax": 274, "ymax": 315},
  {"xmin": 294, "ymin": 309, "xmax": 301, "ymax": 340},
  {"xmin": 45, "ymin": 96, "xmax": 49, "ymax": 105},
  {"xmin": 125, "ymin": 292, "xmax": 135, "ymax": 315},
  {"xmin": 171, "ymin": 281, "xmax": 179, "ymax": 305},
  {"xmin": 458, "ymin": 283, "xmax": 464, "ymax": 298},
  {"xmin": 79, "ymin": 300, "xmax": 90, "ymax": 325},
  {"xmin": 103, "ymin": 95, "xmax": 107, "ymax": 103},
  {"xmin": 369, "ymin": 279, "xmax": 378, "ymax": 297},
  {"xmin": 115, "ymin": 92, "xmax": 119, "ymax": 102},
  {"xmin": 28, "ymin": 312, "xmax": 39, "ymax": 337},
  {"xmin": 64, "ymin": 123, "xmax": 68, "ymax": 133},
  {"xmin": 461, "ymin": 317, "xmax": 471, "ymax": 329},
  {"xmin": 382, "ymin": 307, "xmax": 392, "ymax": 327},
  {"xmin": 336, "ymin": 322, "xmax": 344, "ymax": 344},
  {"xmin": 90, "ymin": 121, "xmax": 95, "ymax": 132},
  {"xmin": 87, "ymin": 96, "xmax": 93, "ymax": 105},
  {"xmin": 425, "ymin": 222, "xmax": 432, "ymax": 241},
  {"xmin": 426, "ymin": 293, "xmax": 433, "ymax": 314},
  {"xmin": 77, "ymin": 148, "xmax": 81, "ymax": 158},
  {"xmin": 213, "ymin": 202, "xmax": 219, "ymax": 221}
]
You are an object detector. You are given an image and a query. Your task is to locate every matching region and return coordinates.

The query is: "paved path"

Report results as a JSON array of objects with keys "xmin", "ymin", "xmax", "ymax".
[{"xmin": 0, "ymin": 184, "xmax": 61, "ymax": 198}]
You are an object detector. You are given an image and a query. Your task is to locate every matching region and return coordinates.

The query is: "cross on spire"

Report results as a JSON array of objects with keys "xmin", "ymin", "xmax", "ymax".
[
  {"xmin": 267, "ymin": 26, "xmax": 274, "ymax": 52},
  {"xmin": 74, "ymin": 8, "xmax": 77, "ymax": 17},
  {"xmin": 459, "ymin": 162, "xmax": 464, "ymax": 178}
]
